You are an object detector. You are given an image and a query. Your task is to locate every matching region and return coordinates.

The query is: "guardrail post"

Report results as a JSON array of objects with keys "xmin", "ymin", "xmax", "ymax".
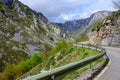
[
  {"xmin": 90, "ymin": 63, "xmax": 93, "ymax": 71},
  {"xmin": 81, "ymin": 44, "xmax": 83, "ymax": 48},
  {"xmin": 88, "ymin": 45, "xmax": 90, "ymax": 49},
  {"xmin": 96, "ymin": 46, "xmax": 97, "ymax": 51},
  {"xmin": 51, "ymin": 75, "xmax": 55, "ymax": 80}
]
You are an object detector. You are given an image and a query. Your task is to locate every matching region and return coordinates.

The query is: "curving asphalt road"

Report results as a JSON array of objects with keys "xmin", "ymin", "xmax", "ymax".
[{"xmin": 97, "ymin": 46, "xmax": 120, "ymax": 80}]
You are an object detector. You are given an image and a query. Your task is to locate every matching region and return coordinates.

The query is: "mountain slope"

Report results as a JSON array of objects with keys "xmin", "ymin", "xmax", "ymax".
[
  {"xmin": 0, "ymin": 0, "xmax": 69, "ymax": 72},
  {"xmin": 57, "ymin": 11, "xmax": 112, "ymax": 38}
]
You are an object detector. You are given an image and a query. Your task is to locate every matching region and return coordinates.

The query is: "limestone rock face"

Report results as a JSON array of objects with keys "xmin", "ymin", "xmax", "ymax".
[{"xmin": 89, "ymin": 15, "xmax": 120, "ymax": 45}]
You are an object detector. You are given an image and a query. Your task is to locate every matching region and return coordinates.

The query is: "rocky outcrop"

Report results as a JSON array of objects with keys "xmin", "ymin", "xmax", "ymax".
[{"xmin": 89, "ymin": 15, "xmax": 120, "ymax": 45}]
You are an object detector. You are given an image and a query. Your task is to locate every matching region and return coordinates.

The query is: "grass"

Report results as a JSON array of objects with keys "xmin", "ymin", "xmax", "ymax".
[
  {"xmin": 106, "ymin": 10, "xmax": 120, "ymax": 21},
  {"xmin": 18, "ymin": 42, "xmax": 101, "ymax": 79},
  {"xmin": 55, "ymin": 47, "xmax": 100, "ymax": 68}
]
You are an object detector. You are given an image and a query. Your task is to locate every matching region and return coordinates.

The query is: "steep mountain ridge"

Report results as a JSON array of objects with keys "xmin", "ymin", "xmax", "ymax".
[
  {"xmin": 0, "ymin": 0, "xmax": 69, "ymax": 71},
  {"xmin": 57, "ymin": 11, "xmax": 112, "ymax": 38},
  {"xmin": 57, "ymin": 18, "xmax": 90, "ymax": 33}
]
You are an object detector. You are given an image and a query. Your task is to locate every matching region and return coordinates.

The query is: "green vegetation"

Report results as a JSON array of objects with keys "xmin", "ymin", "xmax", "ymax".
[
  {"xmin": 102, "ymin": 58, "xmax": 109, "ymax": 67},
  {"xmin": 0, "ymin": 54, "xmax": 45, "ymax": 80},
  {"xmin": 91, "ymin": 21, "xmax": 103, "ymax": 32},
  {"xmin": 106, "ymin": 10, "xmax": 120, "ymax": 21},
  {"xmin": 57, "ymin": 47, "xmax": 74, "ymax": 60},
  {"xmin": 0, "ymin": 4, "xmax": 4, "ymax": 13},
  {"xmin": 0, "ymin": 39, "xmax": 67, "ymax": 80},
  {"xmin": 18, "ymin": 40, "xmax": 101, "ymax": 80},
  {"xmin": 48, "ymin": 39, "xmax": 68, "ymax": 57},
  {"xmin": 75, "ymin": 34, "xmax": 89, "ymax": 42}
]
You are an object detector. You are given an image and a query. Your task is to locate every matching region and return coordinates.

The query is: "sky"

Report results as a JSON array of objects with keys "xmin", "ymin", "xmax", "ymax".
[{"xmin": 19, "ymin": 0, "xmax": 115, "ymax": 23}]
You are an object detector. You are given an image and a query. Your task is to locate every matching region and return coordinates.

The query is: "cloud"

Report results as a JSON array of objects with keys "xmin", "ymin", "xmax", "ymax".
[{"xmin": 19, "ymin": 0, "xmax": 115, "ymax": 23}]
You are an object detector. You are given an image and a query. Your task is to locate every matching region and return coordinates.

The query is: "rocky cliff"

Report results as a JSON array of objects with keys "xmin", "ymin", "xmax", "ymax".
[
  {"xmin": 89, "ymin": 10, "xmax": 120, "ymax": 45},
  {"xmin": 0, "ymin": 0, "xmax": 69, "ymax": 71},
  {"xmin": 57, "ymin": 11, "xmax": 112, "ymax": 38}
]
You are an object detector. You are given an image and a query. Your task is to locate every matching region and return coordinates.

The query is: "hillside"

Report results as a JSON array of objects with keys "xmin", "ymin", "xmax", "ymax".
[
  {"xmin": 0, "ymin": 0, "xmax": 69, "ymax": 72},
  {"xmin": 89, "ymin": 10, "xmax": 120, "ymax": 45},
  {"xmin": 18, "ymin": 40, "xmax": 100, "ymax": 80},
  {"xmin": 57, "ymin": 11, "xmax": 112, "ymax": 38}
]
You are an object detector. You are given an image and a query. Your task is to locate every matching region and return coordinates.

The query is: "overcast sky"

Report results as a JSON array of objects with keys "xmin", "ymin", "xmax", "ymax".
[{"xmin": 19, "ymin": 0, "xmax": 115, "ymax": 23}]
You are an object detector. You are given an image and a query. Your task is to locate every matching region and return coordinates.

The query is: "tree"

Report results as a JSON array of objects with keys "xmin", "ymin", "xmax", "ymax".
[{"xmin": 113, "ymin": 0, "xmax": 120, "ymax": 10}]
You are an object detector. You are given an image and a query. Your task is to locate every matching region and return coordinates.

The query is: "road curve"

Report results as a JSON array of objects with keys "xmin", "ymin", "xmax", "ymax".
[{"xmin": 97, "ymin": 46, "xmax": 120, "ymax": 80}]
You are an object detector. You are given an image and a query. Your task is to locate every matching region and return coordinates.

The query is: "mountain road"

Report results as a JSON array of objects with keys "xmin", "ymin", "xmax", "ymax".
[{"xmin": 96, "ymin": 46, "xmax": 120, "ymax": 80}]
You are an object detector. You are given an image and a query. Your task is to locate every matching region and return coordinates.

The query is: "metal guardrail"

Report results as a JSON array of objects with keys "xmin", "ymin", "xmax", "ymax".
[{"xmin": 22, "ymin": 44, "xmax": 106, "ymax": 80}]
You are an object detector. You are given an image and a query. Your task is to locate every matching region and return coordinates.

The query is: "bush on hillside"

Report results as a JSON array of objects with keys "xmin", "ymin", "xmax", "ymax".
[
  {"xmin": 0, "ymin": 4, "xmax": 4, "ymax": 13},
  {"xmin": 91, "ymin": 21, "xmax": 103, "ymax": 32},
  {"xmin": 48, "ymin": 39, "xmax": 68, "ymax": 56},
  {"xmin": 0, "ymin": 64, "xmax": 17, "ymax": 80}
]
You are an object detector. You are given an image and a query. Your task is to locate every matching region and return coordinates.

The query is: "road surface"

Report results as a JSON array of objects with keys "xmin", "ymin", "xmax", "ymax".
[{"xmin": 97, "ymin": 47, "xmax": 120, "ymax": 80}]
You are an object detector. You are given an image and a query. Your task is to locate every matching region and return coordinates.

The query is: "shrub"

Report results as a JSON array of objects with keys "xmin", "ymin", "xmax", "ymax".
[
  {"xmin": 91, "ymin": 21, "xmax": 103, "ymax": 32},
  {"xmin": 1, "ymin": 64, "xmax": 17, "ymax": 80},
  {"xmin": 75, "ymin": 34, "xmax": 89, "ymax": 42},
  {"xmin": 48, "ymin": 39, "xmax": 68, "ymax": 56},
  {"xmin": 1, "ymin": 53, "xmax": 44, "ymax": 80},
  {"xmin": 48, "ymin": 56, "xmax": 56, "ymax": 66},
  {"xmin": 16, "ymin": 54, "xmax": 44, "ymax": 72},
  {"xmin": 0, "ymin": 4, "xmax": 4, "ymax": 13}
]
